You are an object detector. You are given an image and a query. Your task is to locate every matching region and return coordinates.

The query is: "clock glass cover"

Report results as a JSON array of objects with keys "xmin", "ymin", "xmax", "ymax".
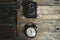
[{"xmin": 26, "ymin": 27, "xmax": 36, "ymax": 37}]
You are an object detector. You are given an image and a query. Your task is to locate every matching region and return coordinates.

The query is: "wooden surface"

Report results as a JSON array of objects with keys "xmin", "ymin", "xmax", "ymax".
[{"xmin": 17, "ymin": 2, "xmax": 60, "ymax": 40}]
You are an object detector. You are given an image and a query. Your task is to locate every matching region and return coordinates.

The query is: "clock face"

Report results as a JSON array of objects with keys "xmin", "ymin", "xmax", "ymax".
[{"xmin": 26, "ymin": 27, "xmax": 36, "ymax": 37}]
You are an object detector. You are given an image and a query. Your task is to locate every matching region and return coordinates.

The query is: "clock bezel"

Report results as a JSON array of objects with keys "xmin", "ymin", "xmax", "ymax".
[{"xmin": 24, "ymin": 23, "xmax": 37, "ymax": 38}]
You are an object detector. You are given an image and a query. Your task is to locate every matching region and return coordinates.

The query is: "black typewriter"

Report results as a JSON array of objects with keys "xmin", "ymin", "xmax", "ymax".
[{"xmin": 0, "ymin": 0, "xmax": 18, "ymax": 39}]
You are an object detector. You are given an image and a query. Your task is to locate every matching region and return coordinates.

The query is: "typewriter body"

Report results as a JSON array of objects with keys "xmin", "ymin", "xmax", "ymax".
[{"xmin": 0, "ymin": 0, "xmax": 18, "ymax": 39}]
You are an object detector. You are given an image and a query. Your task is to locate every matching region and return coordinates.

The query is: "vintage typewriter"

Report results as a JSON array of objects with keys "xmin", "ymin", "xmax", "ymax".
[{"xmin": 0, "ymin": 0, "xmax": 18, "ymax": 39}]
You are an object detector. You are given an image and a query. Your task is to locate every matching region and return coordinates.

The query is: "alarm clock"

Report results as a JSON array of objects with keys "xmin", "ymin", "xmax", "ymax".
[{"xmin": 24, "ymin": 23, "xmax": 37, "ymax": 38}]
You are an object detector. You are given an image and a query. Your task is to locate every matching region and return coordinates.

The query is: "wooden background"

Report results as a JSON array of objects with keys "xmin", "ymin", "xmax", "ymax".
[{"xmin": 17, "ymin": 0, "xmax": 60, "ymax": 40}]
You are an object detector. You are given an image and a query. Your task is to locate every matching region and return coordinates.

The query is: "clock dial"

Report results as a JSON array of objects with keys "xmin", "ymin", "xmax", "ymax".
[{"xmin": 26, "ymin": 27, "xmax": 36, "ymax": 37}]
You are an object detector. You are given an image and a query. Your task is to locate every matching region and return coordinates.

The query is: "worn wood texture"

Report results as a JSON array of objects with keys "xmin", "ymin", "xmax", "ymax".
[
  {"xmin": 33, "ymin": 0, "xmax": 60, "ymax": 6},
  {"xmin": 18, "ymin": 3, "xmax": 60, "ymax": 40},
  {"xmin": 18, "ymin": 6, "xmax": 60, "ymax": 40}
]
